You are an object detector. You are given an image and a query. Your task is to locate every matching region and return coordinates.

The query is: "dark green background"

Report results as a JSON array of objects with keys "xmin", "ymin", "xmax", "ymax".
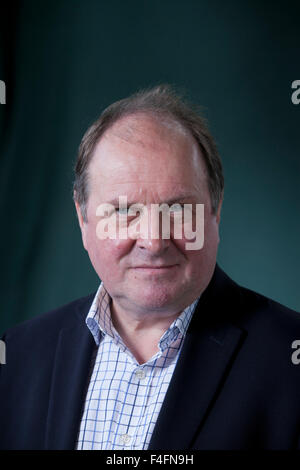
[{"xmin": 0, "ymin": 0, "xmax": 299, "ymax": 334}]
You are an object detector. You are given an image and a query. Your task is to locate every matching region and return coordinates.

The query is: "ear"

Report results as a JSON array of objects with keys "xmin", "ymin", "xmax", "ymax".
[
  {"xmin": 74, "ymin": 196, "xmax": 88, "ymax": 250},
  {"xmin": 215, "ymin": 194, "xmax": 223, "ymax": 225}
]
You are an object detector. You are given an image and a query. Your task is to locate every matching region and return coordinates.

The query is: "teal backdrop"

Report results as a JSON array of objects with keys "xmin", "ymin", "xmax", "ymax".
[{"xmin": 0, "ymin": 0, "xmax": 299, "ymax": 334}]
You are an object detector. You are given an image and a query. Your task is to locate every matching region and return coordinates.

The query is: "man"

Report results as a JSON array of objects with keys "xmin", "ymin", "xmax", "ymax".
[{"xmin": 0, "ymin": 85, "xmax": 299, "ymax": 450}]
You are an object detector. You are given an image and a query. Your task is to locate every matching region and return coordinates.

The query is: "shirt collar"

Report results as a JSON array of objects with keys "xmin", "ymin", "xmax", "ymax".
[{"xmin": 86, "ymin": 282, "xmax": 200, "ymax": 348}]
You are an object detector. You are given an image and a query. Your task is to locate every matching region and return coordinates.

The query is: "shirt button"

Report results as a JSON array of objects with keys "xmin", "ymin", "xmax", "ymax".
[
  {"xmin": 121, "ymin": 434, "xmax": 131, "ymax": 444},
  {"xmin": 135, "ymin": 369, "xmax": 146, "ymax": 380}
]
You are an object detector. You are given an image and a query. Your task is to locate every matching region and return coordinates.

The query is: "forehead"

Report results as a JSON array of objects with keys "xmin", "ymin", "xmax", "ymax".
[{"xmin": 88, "ymin": 113, "xmax": 209, "ymax": 202}]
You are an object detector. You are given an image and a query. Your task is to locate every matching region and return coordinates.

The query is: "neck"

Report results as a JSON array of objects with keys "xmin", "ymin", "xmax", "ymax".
[
  {"xmin": 110, "ymin": 300, "xmax": 182, "ymax": 364},
  {"xmin": 111, "ymin": 299, "xmax": 181, "ymax": 335}
]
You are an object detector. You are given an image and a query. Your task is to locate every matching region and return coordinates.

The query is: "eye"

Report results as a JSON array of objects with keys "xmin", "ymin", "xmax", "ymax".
[
  {"xmin": 170, "ymin": 203, "xmax": 184, "ymax": 213},
  {"xmin": 115, "ymin": 207, "xmax": 129, "ymax": 215}
]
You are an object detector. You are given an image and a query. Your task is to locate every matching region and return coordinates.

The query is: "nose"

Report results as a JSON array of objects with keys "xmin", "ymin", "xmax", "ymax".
[
  {"xmin": 136, "ymin": 235, "xmax": 170, "ymax": 254},
  {"xmin": 135, "ymin": 205, "xmax": 171, "ymax": 254}
]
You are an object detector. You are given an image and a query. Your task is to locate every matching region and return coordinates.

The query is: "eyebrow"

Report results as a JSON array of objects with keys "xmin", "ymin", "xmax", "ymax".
[{"xmin": 105, "ymin": 194, "xmax": 196, "ymax": 206}]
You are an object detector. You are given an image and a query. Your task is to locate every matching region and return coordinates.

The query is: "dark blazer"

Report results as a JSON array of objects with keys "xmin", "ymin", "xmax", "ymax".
[{"xmin": 0, "ymin": 265, "xmax": 300, "ymax": 450}]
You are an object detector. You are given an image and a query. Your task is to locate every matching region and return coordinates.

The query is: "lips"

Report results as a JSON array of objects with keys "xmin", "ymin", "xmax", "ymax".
[
  {"xmin": 131, "ymin": 265, "xmax": 179, "ymax": 276},
  {"xmin": 134, "ymin": 265, "xmax": 177, "ymax": 269}
]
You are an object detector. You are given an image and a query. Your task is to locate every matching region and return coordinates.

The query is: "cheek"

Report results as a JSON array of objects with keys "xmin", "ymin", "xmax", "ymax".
[
  {"xmin": 172, "ymin": 215, "xmax": 219, "ymax": 269},
  {"xmin": 85, "ymin": 224, "xmax": 134, "ymax": 279}
]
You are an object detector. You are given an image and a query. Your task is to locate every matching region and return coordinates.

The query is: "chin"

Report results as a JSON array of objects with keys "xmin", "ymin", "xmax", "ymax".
[{"xmin": 131, "ymin": 285, "xmax": 183, "ymax": 311}]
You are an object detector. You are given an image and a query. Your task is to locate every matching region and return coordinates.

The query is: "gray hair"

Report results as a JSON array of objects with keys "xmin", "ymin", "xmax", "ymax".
[{"xmin": 73, "ymin": 84, "xmax": 224, "ymax": 221}]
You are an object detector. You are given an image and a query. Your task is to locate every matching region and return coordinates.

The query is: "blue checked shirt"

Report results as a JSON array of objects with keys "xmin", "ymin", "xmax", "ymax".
[{"xmin": 76, "ymin": 282, "xmax": 199, "ymax": 450}]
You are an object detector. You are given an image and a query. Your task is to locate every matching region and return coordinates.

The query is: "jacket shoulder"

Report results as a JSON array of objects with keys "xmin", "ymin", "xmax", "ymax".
[
  {"xmin": 238, "ymin": 282, "xmax": 300, "ymax": 328},
  {"xmin": 212, "ymin": 266, "xmax": 300, "ymax": 350},
  {"xmin": 212, "ymin": 265, "xmax": 300, "ymax": 329},
  {"xmin": 2, "ymin": 292, "xmax": 96, "ymax": 341}
]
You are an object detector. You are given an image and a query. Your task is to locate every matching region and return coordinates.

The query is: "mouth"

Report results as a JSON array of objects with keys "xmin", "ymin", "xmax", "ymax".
[{"xmin": 132, "ymin": 264, "xmax": 179, "ymax": 273}]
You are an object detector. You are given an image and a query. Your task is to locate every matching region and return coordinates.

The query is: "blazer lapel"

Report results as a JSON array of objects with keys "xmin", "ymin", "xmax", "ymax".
[
  {"xmin": 45, "ymin": 313, "xmax": 96, "ymax": 449},
  {"xmin": 148, "ymin": 265, "xmax": 246, "ymax": 450}
]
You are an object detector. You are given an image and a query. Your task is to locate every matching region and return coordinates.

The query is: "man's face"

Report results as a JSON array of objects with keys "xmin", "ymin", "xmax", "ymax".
[{"xmin": 75, "ymin": 114, "xmax": 222, "ymax": 317}]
